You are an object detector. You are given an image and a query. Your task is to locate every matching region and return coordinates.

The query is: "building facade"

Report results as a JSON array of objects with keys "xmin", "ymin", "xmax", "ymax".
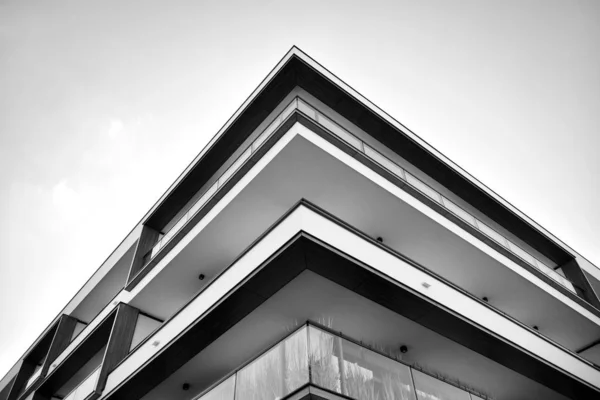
[{"xmin": 2, "ymin": 47, "xmax": 600, "ymax": 400}]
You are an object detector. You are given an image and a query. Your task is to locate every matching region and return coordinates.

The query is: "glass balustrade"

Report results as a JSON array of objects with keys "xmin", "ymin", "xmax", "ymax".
[
  {"xmin": 193, "ymin": 323, "xmax": 489, "ymax": 400},
  {"xmin": 145, "ymin": 98, "xmax": 300, "ymax": 264},
  {"xmin": 142, "ymin": 95, "xmax": 576, "ymax": 295},
  {"xmin": 62, "ymin": 366, "xmax": 100, "ymax": 400},
  {"xmin": 295, "ymin": 98, "xmax": 576, "ymax": 294},
  {"xmin": 24, "ymin": 366, "xmax": 42, "ymax": 389}
]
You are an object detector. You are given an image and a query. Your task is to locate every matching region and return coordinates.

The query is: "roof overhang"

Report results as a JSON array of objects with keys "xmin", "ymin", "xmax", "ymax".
[{"xmin": 143, "ymin": 47, "xmax": 576, "ymax": 266}]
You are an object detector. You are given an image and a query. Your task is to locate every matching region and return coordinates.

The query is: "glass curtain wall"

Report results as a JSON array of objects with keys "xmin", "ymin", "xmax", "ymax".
[{"xmin": 193, "ymin": 324, "xmax": 488, "ymax": 400}]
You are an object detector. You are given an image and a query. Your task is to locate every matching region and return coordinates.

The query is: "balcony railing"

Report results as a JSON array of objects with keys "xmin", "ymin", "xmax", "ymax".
[
  {"xmin": 24, "ymin": 366, "xmax": 42, "ymax": 390},
  {"xmin": 295, "ymin": 98, "xmax": 575, "ymax": 294},
  {"xmin": 62, "ymin": 365, "xmax": 100, "ymax": 400},
  {"xmin": 192, "ymin": 323, "xmax": 488, "ymax": 400},
  {"xmin": 143, "ymin": 98, "xmax": 299, "ymax": 265},
  {"xmin": 142, "ymin": 95, "xmax": 575, "ymax": 294}
]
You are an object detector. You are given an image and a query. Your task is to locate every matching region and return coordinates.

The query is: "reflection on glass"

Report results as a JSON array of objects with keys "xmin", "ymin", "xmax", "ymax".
[
  {"xmin": 235, "ymin": 329, "xmax": 308, "ymax": 400},
  {"xmin": 308, "ymin": 326, "xmax": 416, "ymax": 400},
  {"xmin": 308, "ymin": 327, "xmax": 341, "ymax": 393},
  {"xmin": 412, "ymin": 370, "xmax": 470, "ymax": 400},
  {"xmin": 196, "ymin": 324, "xmax": 484, "ymax": 400},
  {"xmin": 340, "ymin": 336, "xmax": 416, "ymax": 400}
]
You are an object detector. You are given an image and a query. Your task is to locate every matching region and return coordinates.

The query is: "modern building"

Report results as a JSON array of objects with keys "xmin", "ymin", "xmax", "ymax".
[{"xmin": 2, "ymin": 47, "xmax": 600, "ymax": 400}]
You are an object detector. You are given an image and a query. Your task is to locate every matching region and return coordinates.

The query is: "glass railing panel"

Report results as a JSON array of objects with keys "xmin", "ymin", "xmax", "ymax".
[
  {"xmin": 195, "ymin": 324, "xmax": 485, "ymax": 400},
  {"xmin": 63, "ymin": 366, "xmax": 100, "ymax": 400},
  {"xmin": 535, "ymin": 260, "xmax": 576, "ymax": 293},
  {"xmin": 189, "ymin": 181, "xmax": 218, "ymax": 219},
  {"xmin": 507, "ymin": 241, "xmax": 536, "ymax": 266},
  {"xmin": 219, "ymin": 147, "xmax": 252, "ymax": 188},
  {"xmin": 335, "ymin": 332, "xmax": 417, "ymax": 400},
  {"xmin": 412, "ymin": 369, "xmax": 471, "ymax": 400},
  {"xmin": 364, "ymin": 144, "xmax": 406, "ymax": 180},
  {"xmin": 297, "ymin": 98, "xmax": 317, "ymax": 119},
  {"xmin": 297, "ymin": 100, "xmax": 577, "ymax": 293},
  {"xmin": 198, "ymin": 375, "xmax": 236, "ymax": 400},
  {"xmin": 25, "ymin": 367, "xmax": 42, "ymax": 389},
  {"xmin": 474, "ymin": 220, "xmax": 508, "ymax": 248},
  {"xmin": 316, "ymin": 112, "xmax": 363, "ymax": 150},
  {"xmin": 235, "ymin": 328, "xmax": 309, "ymax": 400},
  {"xmin": 441, "ymin": 197, "xmax": 477, "ymax": 227},
  {"xmin": 405, "ymin": 173, "xmax": 443, "ymax": 204},
  {"xmin": 168, "ymin": 213, "xmax": 189, "ymax": 243}
]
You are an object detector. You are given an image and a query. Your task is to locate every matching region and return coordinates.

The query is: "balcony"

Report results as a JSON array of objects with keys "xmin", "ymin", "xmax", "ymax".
[
  {"xmin": 193, "ymin": 323, "xmax": 486, "ymax": 400},
  {"xmin": 138, "ymin": 96, "xmax": 576, "ymax": 301}
]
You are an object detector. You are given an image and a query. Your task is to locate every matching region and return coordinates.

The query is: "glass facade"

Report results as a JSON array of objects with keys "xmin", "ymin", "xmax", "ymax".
[{"xmin": 193, "ymin": 324, "xmax": 488, "ymax": 400}]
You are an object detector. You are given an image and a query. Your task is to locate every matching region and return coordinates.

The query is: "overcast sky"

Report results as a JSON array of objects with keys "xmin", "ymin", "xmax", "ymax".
[{"xmin": 1, "ymin": 0, "xmax": 599, "ymax": 379}]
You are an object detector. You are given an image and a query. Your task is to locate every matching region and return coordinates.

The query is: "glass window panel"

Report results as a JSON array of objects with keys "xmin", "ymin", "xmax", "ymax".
[
  {"xmin": 441, "ymin": 197, "xmax": 476, "ymax": 227},
  {"xmin": 316, "ymin": 113, "xmax": 362, "ymax": 150},
  {"xmin": 364, "ymin": 144, "xmax": 406, "ymax": 179},
  {"xmin": 339, "ymin": 337, "xmax": 416, "ymax": 400},
  {"xmin": 236, "ymin": 328, "xmax": 308, "ymax": 400},
  {"xmin": 199, "ymin": 375, "xmax": 236, "ymax": 400},
  {"xmin": 406, "ymin": 173, "xmax": 442, "ymax": 204},
  {"xmin": 412, "ymin": 370, "xmax": 470, "ymax": 400},
  {"xmin": 308, "ymin": 326, "xmax": 341, "ymax": 394},
  {"xmin": 474, "ymin": 220, "xmax": 508, "ymax": 248}
]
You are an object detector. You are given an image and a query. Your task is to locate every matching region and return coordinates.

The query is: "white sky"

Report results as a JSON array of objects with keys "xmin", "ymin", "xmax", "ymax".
[{"xmin": 1, "ymin": 0, "xmax": 599, "ymax": 380}]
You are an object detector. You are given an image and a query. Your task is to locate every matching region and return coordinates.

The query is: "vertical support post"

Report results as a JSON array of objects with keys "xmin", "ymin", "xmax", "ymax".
[
  {"xmin": 560, "ymin": 259, "xmax": 600, "ymax": 309},
  {"xmin": 41, "ymin": 315, "xmax": 77, "ymax": 378},
  {"xmin": 5, "ymin": 361, "xmax": 33, "ymax": 400},
  {"xmin": 126, "ymin": 225, "xmax": 160, "ymax": 286},
  {"xmin": 94, "ymin": 304, "xmax": 140, "ymax": 396}
]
